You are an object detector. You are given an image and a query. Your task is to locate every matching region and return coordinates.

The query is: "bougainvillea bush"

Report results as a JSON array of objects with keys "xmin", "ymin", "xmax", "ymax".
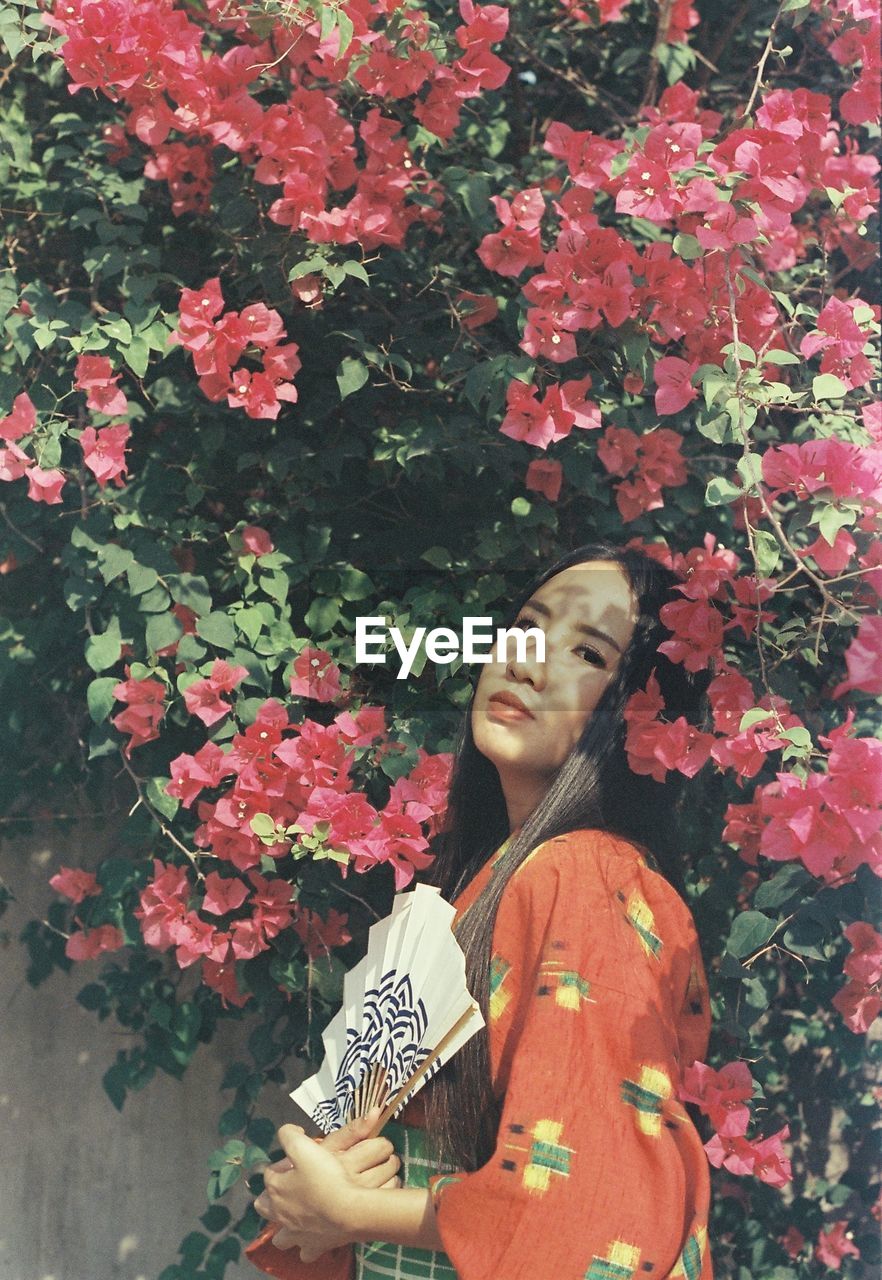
[{"xmin": 0, "ymin": 0, "xmax": 879, "ymax": 1272}]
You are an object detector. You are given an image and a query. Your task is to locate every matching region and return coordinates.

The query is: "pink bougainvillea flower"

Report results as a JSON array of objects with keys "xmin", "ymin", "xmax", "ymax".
[
  {"xmin": 842, "ymin": 922, "xmax": 882, "ymax": 986},
  {"xmin": 112, "ymin": 671, "xmax": 166, "ymax": 755},
  {"xmin": 750, "ymin": 1125, "xmax": 792, "ymax": 1188},
  {"xmin": 832, "ymin": 978, "xmax": 882, "ymax": 1034},
  {"xmin": 349, "ymin": 808, "xmax": 435, "ymax": 889},
  {"xmin": 183, "ymin": 659, "xmax": 248, "ymax": 726},
  {"xmin": 525, "ymin": 458, "xmax": 563, "ymax": 501},
  {"xmin": 814, "ymin": 1221, "xmax": 861, "ymax": 1269},
  {"xmin": 654, "ymin": 356, "xmax": 699, "ymax": 415},
  {"xmin": 289, "ymin": 646, "xmax": 343, "ymax": 703},
  {"xmin": 455, "ymin": 290, "xmax": 499, "ymax": 330},
  {"xmin": 334, "ymin": 704, "xmax": 387, "ymax": 747},
  {"xmin": 49, "ymin": 866, "xmax": 101, "ymax": 904},
  {"xmin": 0, "ymin": 391, "xmax": 36, "ymax": 442},
  {"xmin": 25, "ymin": 466, "xmax": 66, "ymax": 504},
  {"xmin": 680, "ymin": 1059, "xmax": 754, "ymax": 1137},
  {"xmin": 74, "ymin": 354, "xmax": 128, "ymax": 416},
  {"xmin": 80, "ymin": 423, "xmax": 131, "ymax": 488},
  {"xmin": 240, "ymin": 525, "xmax": 274, "ymax": 557},
  {"xmin": 201, "ymin": 871, "xmax": 250, "ymax": 917},
  {"xmin": 65, "ymin": 924, "xmax": 126, "ymax": 961},
  {"xmin": 0, "ymin": 441, "xmax": 30, "ymax": 483},
  {"xmin": 833, "ymin": 615, "xmax": 882, "ymax": 697}
]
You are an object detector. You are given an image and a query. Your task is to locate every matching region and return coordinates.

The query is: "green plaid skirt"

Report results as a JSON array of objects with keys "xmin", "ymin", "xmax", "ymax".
[{"xmin": 354, "ymin": 1121, "xmax": 459, "ymax": 1280}]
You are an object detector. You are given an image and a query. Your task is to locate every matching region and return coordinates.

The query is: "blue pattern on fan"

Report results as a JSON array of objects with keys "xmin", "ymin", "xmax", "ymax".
[
  {"xmin": 309, "ymin": 969, "xmax": 431, "ymax": 1130},
  {"xmin": 291, "ymin": 883, "xmax": 485, "ymax": 1136}
]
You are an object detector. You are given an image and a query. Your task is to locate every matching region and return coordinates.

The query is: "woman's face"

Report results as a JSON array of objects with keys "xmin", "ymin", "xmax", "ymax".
[{"xmin": 471, "ymin": 561, "xmax": 637, "ymax": 813}]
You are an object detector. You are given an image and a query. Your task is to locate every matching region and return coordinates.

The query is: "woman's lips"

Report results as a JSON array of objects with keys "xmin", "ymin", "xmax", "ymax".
[{"xmin": 486, "ymin": 693, "xmax": 534, "ymax": 722}]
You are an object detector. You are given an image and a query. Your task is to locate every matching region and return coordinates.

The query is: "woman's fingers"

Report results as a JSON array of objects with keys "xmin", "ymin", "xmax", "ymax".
[
  {"xmin": 338, "ymin": 1136, "xmax": 396, "ymax": 1175},
  {"xmin": 270, "ymin": 1226, "xmax": 300, "ymax": 1251},
  {"xmin": 347, "ymin": 1153, "xmax": 401, "ymax": 1188},
  {"xmin": 322, "ymin": 1107, "xmax": 382, "ymax": 1153},
  {"xmin": 380, "ymin": 1175, "xmax": 402, "ymax": 1189}
]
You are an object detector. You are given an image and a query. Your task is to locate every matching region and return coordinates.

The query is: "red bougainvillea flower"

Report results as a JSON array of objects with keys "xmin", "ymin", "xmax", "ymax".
[
  {"xmin": 680, "ymin": 1060, "xmax": 754, "ymax": 1137},
  {"xmin": 74, "ymin": 354, "xmax": 128, "ymax": 416},
  {"xmin": 525, "ymin": 458, "xmax": 563, "ymax": 501},
  {"xmin": 833, "ymin": 615, "xmax": 882, "ymax": 696},
  {"xmin": 385, "ymin": 749, "xmax": 453, "ymax": 836},
  {"xmin": 477, "ymin": 195, "xmax": 545, "ymax": 277},
  {"xmin": 201, "ymin": 871, "xmax": 250, "ymax": 917},
  {"xmin": 49, "ymin": 866, "xmax": 101, "ymax": 904},
  {"xmin": 780, "ymin": 1227, "xmax": 806, "ymax": 1260},
  {"xmin": 289, "ymin": 647, "xmax": 343, "ymax": 703},
  {"xmin": 455, "ymin": 290, "xmax": 499, "ymax": 330},
  {"xmin": 842, "ymin": 921, "xmax": 882, "ymax": 986},
  {"xmin": 65, "ymin": 924, "xmax": 126, "ymax": 961},
  {"xmin": 240, "ymin": 525, "xmax": 274, "ymax": 557},
  {"xmin": 202, "ymin": 958, "xmax": 251, "ymax": 1008},
  {"xmin": 333, "ymin": 704, "xmax": 387, "ymax": 748},
  {"xmin": 167, "ymin": 741, "xmax": 230, "ymax": 808},
  {"xmin": 0, "ymin": 391, "xmax": 36, "ymax": 441},
  {"xmin": 654, "ymin": 355, "xmax": 699, "ymax": 415},
  {"xmin": 349, "ymin": 808, "xmax": 435, "ymax": 888},
  {"xmin": 814, "ymin": 1221, "xmax": 861, "ymax": 1269},
  {"xmin": 136, "ymin": 859, "xmax": 191, "ymax": 951},
  {"xmin": 832, "ymin": 978, "xmax": 882, "ymax": 1033},
  {"xmin": 749, "ymin": 1126, "xmax": 793, "ymax": 1188},
  {"xmin": 183, "ymin": 658, "xmax": 248, "ymax": 726},
  {"xmin": 112, "ymin": 670, "xmax": 166, "ymax": 755},
  {"xmin": 623, "ymin": 673, "xmax": 714, "ymax": 782},
  {"xmin": 658, "ymin": 597, "xmax": 725, "ymax": 671},
  {"xmin": 293, "ymin": 906, "xmax": 353, "ymax": 959},
  {"xmin": 25, "ymin": 466, "xmax": 66, "ymax": 504},
  {"xmin": 80, "ymin": 423, "xmax": 131, "ymax": 488}
]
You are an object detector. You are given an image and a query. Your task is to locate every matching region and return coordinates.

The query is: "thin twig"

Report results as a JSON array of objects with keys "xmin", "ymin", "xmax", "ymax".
[{"xmin": 117, "ymin": 751, "xmax": 207, "ymax": 882}]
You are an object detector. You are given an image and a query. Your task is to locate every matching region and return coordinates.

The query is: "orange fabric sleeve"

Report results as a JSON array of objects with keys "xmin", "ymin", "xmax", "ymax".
[{"xmin": 428, "ymin": 830, "xmax": 713, "ymax": 1280}]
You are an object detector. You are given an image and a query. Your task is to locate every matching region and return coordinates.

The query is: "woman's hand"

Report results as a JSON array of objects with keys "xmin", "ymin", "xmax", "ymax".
[
  {"xmin": 323, "ymin": 1109, "xmax": 402, "ymax": 1190},
  {"xmin": 253, "ymin": 1117, "xmax": 401, "ymax": 1260}
]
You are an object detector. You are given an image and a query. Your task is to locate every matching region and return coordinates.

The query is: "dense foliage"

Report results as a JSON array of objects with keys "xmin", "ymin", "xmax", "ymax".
[{"xmin": 0, "ymin": 0, "xmax": 879, "ymax": 1273}]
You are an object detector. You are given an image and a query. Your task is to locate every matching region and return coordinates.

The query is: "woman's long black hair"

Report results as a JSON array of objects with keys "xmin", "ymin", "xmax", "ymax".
[{"xmin": 421, "ymin": 542, "xmax": 709, "ymax": 1171}]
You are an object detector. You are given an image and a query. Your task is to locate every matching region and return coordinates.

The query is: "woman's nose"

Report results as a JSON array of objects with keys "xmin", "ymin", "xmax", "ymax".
[{"xmin": 505, "ymin": 637, "xmax": 546, "ymax": 689}]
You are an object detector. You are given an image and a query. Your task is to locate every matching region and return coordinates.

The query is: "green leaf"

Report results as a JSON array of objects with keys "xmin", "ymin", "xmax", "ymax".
[
  {"xmin": 86, "ymin": 676, "xmax": 119, "ymax": 724},
  {"xmin": 168, "ymin": 574, "xmax": 212, "ymax": 616},
  {"xmin": 736, "ymin": 454, "xmax": 763, "ymax": 490},
  {"xmin": 739, "ymin": 707, "xmax": 774, "ymax": 732},
  {"xmin": 146, "ymin": 611, "xmax": 183, "ymax": 655},
  {"xmin": 727, "ymin": 910, "xmax": 776, "ymax": 959},
  {"xmin": 705, "ymin": 476, "xmax": 742, "ymax": 506},
  {"xmin": 762, "ymin": 349, "xmax": 800, "ymax": 365},
  {"xmin": 753, "ymin": 528, "xmax": 781, "ymax": 576},
  {"xmin": 754, "ymin": 864, "xmax": 811, "ymax": 910},
  {"xmin": 196, "ymin": 611, "xmax": 237, "ymax": 651},
  {"xmin": 336, "ymin": 357, "xmax": 369, "ymax": 400},
  {"xmin": 421, "ymin": 546, "xmax": 451, "ymax": 569},
  {"xmin": 98, "ymin": 544, "xmax": 136, "ymax": 585},
  {"xmin": 146, "ymin": 776, "xmax": 179, "ymax": 820},
  {"xmin": 812, "ymin": 372, "xmax": 848, "ymax": 400},
  {"xmin": 126, "ymin": 563, "xmax": 160, "ymax": 596},
  {"xmin": 250, "ymin": 813, "xmax": 277, "ymax": 839},
  {"xmin": 672, "ymin": 233, "xmax": 702, "ymax": 260},
  {"xmin": 235, "ymin": 607, "xmax": 265, "ymax": 645},
  {"xmin": 85, "ymin": 617, "xmax": 122, "ymax": 673}
]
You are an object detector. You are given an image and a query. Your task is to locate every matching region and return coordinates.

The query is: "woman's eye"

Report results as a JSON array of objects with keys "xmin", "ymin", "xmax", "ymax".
[
  {"xmin": 576, "ymin": 644, "xmax": 606, "ymax": 668},
  {"xmin": 513, "ymin": 613, "xmax": 539, "ymax": 630}
]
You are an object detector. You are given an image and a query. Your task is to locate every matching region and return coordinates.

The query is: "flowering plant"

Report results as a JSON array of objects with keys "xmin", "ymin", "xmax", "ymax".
[{"xmin": 0, "ymin": 0, "xmax": 879, "ymax": 1272}]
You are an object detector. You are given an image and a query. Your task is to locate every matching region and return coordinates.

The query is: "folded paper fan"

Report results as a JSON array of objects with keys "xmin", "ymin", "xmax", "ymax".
[{"xmin": 291, "ymin": 883, "xmax": 484, "ymax": 1134}]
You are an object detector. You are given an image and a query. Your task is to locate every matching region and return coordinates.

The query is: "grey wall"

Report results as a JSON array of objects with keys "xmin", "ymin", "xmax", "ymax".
[{"xmin": 0, "ymin": 824, "xmax": 287, "ymax": 1280}]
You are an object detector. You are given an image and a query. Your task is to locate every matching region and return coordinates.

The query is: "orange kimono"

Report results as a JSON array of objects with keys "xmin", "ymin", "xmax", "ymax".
[{"xmin": 247, "ymin": 828, "xmax": 713, "ymax": 1280}]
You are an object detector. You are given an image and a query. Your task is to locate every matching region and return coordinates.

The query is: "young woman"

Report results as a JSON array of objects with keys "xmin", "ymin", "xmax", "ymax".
[{"xmin": 249, "ymin": 543, "xmax": 714, "ymax": 1280}]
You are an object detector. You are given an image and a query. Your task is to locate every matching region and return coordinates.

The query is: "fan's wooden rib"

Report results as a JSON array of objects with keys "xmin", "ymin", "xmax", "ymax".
[{"xmin": 367, "ymin": 1002, "xmax": 480, "ymax": 1137}]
